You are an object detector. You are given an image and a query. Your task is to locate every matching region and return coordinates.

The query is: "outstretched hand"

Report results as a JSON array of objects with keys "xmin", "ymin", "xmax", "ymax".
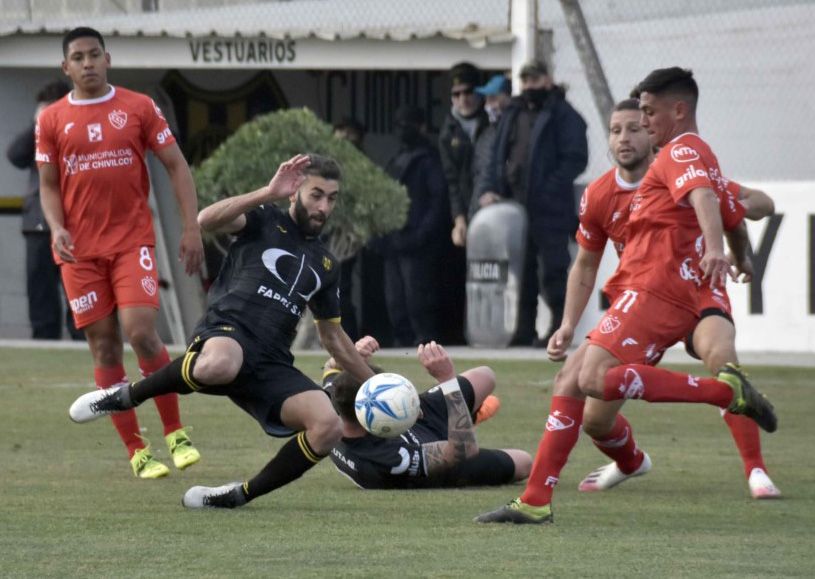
[
  {"xmin": 418, "ymin": 341, "xmax": 456, "ymax": 382},
  {"xmin": 267, "ymin": 154, "xmax": 311, "ymax": 200}
]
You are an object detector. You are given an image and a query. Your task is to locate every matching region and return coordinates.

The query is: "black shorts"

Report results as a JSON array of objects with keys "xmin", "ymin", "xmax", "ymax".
[
  {"xmin": 188, "ymin": 317, "xmax": 321, "ymax": 437},
  {"xmin": 417, "ymin": 376, "xmax": 516, "ymax": 488}
]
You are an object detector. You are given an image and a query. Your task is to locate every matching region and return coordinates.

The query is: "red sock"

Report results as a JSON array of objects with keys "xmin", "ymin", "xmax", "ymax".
[
  {"xmin": 520, "ymin": 396, "xmax": 585, "ymax": 507},
  {"xmin": 603, "ymin": 364, "xmax": 733, "ymax": 407},
  {"xmin": 722, "ymin": 410, "xmax": 767, "ymax": 478},
  {"xmin": 139, "ymin": 347, "xmax": 182, "ymax": 436},
  {"xmin": 95, "ymin": 365, "xmax": 143, "ymax": 458},
  {"xmin": 590, "ymin": 413, "xmax": 644, "ymax": 474}
]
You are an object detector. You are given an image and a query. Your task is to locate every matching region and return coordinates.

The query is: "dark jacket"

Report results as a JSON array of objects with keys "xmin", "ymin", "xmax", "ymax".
[
  {"xmin": 476, "ymin": 89, "xmax": 588, "ymax": 231},
  {"xmin": 378, "ymin": 138, "xmax": 450, "ymax": 255},
  {"xmin": 438, "ymin": 110, "xmax": 489, "ymax": 221},
  {"xmin": 469, "ymin": 123, "xmax": 498, "ymax": 221},
  {"xmin": 6, "ymin": 123, "xmax": 48, "ymax": 234}
]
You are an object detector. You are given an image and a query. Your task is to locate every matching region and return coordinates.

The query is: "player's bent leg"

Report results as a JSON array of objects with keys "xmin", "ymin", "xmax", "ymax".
[
  {"xmin": 119, "ymin": 306, "xmax": 163, "ymax": 360},
  {"xmin": 474, "ymin": 343, "xmax": 588, "ymax": 525},
  {"xmin": 577, "ymin": 344, "xmax": 623, "ymax": 400},
  {"xmin": 500, "ymin": 449, "xmax": 533, "ymax": 482},
  {"xmin": 461, "ymin": 366, "xmax": 501, "ymax": 424},
  {"xmin": 691, "ymin": 314, "xmax": 737, "ymax": 375}
]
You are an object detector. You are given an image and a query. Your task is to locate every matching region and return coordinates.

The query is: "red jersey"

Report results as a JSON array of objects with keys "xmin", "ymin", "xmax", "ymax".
[
  {"xmin": 36, "ymin": 86, "xmax": 176, "ymax": 262},
  {"xmin": 576, "ymin": 167, "xmax": 640, "ymax": 258},
  {"xmin": 603, "ymin": 133, "xmax": 744, "ymax": 313}
]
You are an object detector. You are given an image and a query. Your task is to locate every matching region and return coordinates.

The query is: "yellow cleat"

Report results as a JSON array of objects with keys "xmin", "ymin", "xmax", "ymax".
[
  {"xmin": 130, "ymin": 447, "xmax": 170, "ymax": 479},
  {"xmin": 165, "ymin": 428, "xmax": 201, "ymax": 470}
]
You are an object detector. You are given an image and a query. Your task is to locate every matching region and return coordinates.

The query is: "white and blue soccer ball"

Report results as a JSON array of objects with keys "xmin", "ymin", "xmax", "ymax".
[{"xmin": 354, "ymin": 372, "xmax": 420, "ymax": 438}]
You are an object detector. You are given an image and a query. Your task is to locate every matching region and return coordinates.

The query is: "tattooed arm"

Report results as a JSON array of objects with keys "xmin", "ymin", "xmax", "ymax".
[{"xmin": 421, "ymin": 379, "xmax": 479, "ymax": 477}]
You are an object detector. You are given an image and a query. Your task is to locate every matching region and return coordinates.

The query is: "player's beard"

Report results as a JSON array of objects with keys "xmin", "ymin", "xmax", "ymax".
[
  {"xmin": 617, "ymin": 150, "xmax": 650, "ymax": 172},
  {"xmin": 293, "ymin": 192, "xmax": 326, "ymax": 237}
]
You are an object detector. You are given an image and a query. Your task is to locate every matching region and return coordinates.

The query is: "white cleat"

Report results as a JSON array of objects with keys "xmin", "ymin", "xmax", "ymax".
[
  {"xmin": 748, "ymin": 468, "xmax": 782, "ymax": 500},
  {"xmin": 68, "ymin": 386, "xmax": 127, "ymax": 423},
  {"xmin": 182, "ymin": 482, "xmax": 247, "ymax": 509},
  {"xmin": 578, "ymin": 452, "xmax": 652, "ymax": 492}
]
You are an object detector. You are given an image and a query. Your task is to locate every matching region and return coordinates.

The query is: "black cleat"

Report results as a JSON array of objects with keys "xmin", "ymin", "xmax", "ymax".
[
  {"xmin": 719, "ymin": 364, "xmax": 777, "ymax": 433},
  {"xmin": 474, "ymin": 498, "xmax": 553, "ymax": 525}
]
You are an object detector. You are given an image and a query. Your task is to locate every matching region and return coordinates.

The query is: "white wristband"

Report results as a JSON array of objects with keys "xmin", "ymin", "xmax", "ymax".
[{"xmin": 439, "ymin": 378, "xmax": 460, "ymax": 395}]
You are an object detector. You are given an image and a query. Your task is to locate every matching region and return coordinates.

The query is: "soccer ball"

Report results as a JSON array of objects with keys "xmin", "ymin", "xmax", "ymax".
[{"xmin": 354, "ymin": 373, "xmax": 420, "ymax": 438}]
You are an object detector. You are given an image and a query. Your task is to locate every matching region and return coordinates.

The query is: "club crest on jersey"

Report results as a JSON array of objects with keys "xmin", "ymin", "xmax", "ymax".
[
  {"xmin": 323, "ymin": 256, "xmax": 333, "ymax": 271},
  {"xmin": 108, "ymin": 110, "xmax": 128, "ymax": 130},
  {"xmin": 141, "ymin": 276, "xmax": 157, "ymax": 296},
  {"xmin": 599, "ymin": 314, "xmax": 621, "ymax": 334},
  {"xmin": 87, "ymin": 123, "xmax": 103, "ymax": 142}
]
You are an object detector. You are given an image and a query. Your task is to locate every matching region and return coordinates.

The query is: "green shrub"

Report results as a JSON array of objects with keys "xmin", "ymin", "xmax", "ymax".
[{"xmin": 193, "ymin": 108, "xmax": 408, "ymax": 259}]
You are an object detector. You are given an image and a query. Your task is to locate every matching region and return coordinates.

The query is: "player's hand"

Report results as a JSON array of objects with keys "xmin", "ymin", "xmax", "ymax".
[
  {"xmin": 418, "ymin": 341, "xmax": 456, "ymax": 382},
  {"xmin": 451, "ymin": 220, "xmax": 467, "ymax": 247},
  {"xmin": 51, "ymin": 227, "xmax": 76, "ymax": 262},
  {"xmin": 728, "ymin": 251, "xmax": 753, "ymax": 283},
  {"xmin": 267, "ymin": 154, "xmax": 311, "ymax": 200},
  {"xmin": 354, "ymin": 335, "xmax": 380, "ymax": 360},
  {"xmin": 179, "ymin": 227, "xmax": 204, "ymax": 275},
  {"xmin": 479, "ymin": 192, "xmax": 501, "ymax": 208},
  {"xmin": 547, "ymin": 324, "xmax": 574, "ymax": 362},
  {"xmin": 700, "ymin": 249, "xmax": 732, "ymax": 288}
]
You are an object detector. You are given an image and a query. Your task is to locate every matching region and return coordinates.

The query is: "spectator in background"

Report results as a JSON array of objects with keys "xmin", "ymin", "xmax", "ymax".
[
  {"xmin": 439, "ymin": 62, "xmax": 489, "ymax": 247},
  {"xmin": 6, "ymin": 80, "xmax": 83, "ymax": 340},
  {"xmin": 476, "ymin": 60, "xmax": 588, "ymax": 346},
  {"xmin": 375, "ymin": 105, "xmax": 449, "ymax": 346},
  {"xmin": 469, "ymin": 73, "xmax": 512, "ymax": 221},
  {"xmin": 438, "ymin": 62, "xmax": 488, "ymax": 343},
  {"xmin": 332, "ymin": 117, "xmax": 366, "ymax": 152}
]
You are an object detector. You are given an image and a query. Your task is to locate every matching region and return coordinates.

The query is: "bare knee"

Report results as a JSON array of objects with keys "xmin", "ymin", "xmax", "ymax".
[
  {"xmin": 577, "ymin": 364, "xmax": 606, "ymax": 399},
  {"xmin": 582, "ymin": 412, "xmax": 614, "ymax": 439},
  {"xmin": 553, "ymin": 366, "xmax": 583, "ymax": 398},
  {"xmin": 505, "ymin": 449, "xmax": 533, "ymax": 481},
  {"xmin": 127, "ymin": 326, "xmax": 163, "ymax": 359},
  {"xmin": 304, "ymin": 413, "xmax": 342, "ymax": 455},
  {"xmin": 192, "ymin": 350, "xmax": 241, "ymax": 385},
  {"xmin": 87, "ymin": 333, "xmax": 122, "ymax": 367}
]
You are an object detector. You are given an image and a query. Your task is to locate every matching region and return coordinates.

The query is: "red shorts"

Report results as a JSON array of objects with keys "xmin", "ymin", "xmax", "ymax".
[
  {"xmin": 60, "ymin": 246, "xmax": 160, "ymax": 329},
  {"xmin": 697, "ymin": 285, "xmax": 732, "ymax": 316},
  {"xmin": 588, "ymin": 289, "xmax": 698, "ymax": 365}
]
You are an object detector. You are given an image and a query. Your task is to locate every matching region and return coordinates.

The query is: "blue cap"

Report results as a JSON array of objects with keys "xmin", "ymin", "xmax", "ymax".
[{"xmin": 475, "ymin": 74, "xmax": 511, "ymax": 96}]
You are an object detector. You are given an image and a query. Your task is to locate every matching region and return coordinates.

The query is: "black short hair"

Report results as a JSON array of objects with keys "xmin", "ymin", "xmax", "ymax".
[
  {"xmin": 304, "ymin": 153, "xmax": 342, "ymax": 182},
  {"xmin": 331, "ymin": 364, "xmax": 384, "ymax": 422},
  {"xmin": 631, "ymin": 67, "xmax": 698, "ymax": 110},
  {"xmin": 36, "ymin": 80, "xmax": 70, "ymax": 104},
  {"xmin": 62, "ymin": 27, "xmax": 105, "ymax": 56},
  {"xmin": 332, "ymin": 117, "xmax": 366, "ymax": 135}
]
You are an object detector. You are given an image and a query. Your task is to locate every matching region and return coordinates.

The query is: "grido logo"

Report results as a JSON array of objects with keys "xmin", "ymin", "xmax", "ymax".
[{"xmin": 670, "ymin": 143, "xmax": 700, "ymax": 163}]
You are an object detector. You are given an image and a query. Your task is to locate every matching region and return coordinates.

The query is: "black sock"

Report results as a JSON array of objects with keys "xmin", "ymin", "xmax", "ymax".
[
  {"xmin": 128, "ymin": 352, "xmax": 204, "ymax": 405},
  {"xmin": 243, "ymin": 432, "xmax": 325, "ymax": 502}
]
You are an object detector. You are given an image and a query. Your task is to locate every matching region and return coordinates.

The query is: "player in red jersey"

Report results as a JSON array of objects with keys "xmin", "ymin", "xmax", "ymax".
[
  {"xmin": 37, "ymin": 27, "xmax": 204, "ymax": 478},
  {"xmin": 477, "ymin": 69, "xmax": 777, "ymax": 524}
]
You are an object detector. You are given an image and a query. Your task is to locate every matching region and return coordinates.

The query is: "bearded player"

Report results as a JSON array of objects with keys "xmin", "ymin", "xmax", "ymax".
[
  {"xmin": 37, "ymin": 27, "xmax": 204, "ymax": 478},
  {"xmin": 477, "ymin": 68, "xmax": 777, "ymax": 524}
]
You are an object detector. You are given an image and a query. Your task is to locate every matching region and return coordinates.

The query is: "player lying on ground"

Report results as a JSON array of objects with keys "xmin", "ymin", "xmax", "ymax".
[
  {"xmin": 476, "ymin": 68, "xmax": 777, "ymax": 525},
  {"xmin": 69, "ymin": 154, "xmax": 375, "ymax": 509},
  {"xmin": 325, "ymin": 337, "xmax": 531, "ymax": 489}
]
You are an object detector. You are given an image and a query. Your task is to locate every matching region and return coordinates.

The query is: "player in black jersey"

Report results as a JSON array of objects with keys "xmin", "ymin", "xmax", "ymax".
[
  {"xmin": 325, "ymin": 338, "xmax": 532, "ymax": 489},
  {"xmin": 69, "ymin": 154, "xmax": 376, "ymax": 508}
]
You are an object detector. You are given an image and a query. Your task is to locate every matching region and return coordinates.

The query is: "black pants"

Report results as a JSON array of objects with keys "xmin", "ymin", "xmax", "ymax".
[
  {"xmin": 25, "ymin": 233, "xmax": 83, "ymax": 340},
  {"xmin": 383, "ymin": 250, "xmax": 441, "ymax": 347},
  {"xmin": 516, "ymin": 230, "xmax": 571, "ymax": 342}
]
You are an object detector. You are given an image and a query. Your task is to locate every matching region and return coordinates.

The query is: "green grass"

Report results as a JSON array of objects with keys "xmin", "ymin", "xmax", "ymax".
[{"xmin": 1, "ymin": 347, "xmax": 812, "ymax": 578}]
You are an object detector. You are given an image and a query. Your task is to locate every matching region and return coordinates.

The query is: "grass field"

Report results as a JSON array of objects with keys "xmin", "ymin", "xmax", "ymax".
[{"xmin": 1, "ymin": 346, "xmax": 812, "ymax": 578}]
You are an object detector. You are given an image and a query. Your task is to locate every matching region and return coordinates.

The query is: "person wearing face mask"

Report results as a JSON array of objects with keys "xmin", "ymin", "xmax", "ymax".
[
  {"xmin": 469, "ymin": 74, "xmax": 512, "ymax": 222},
  {"xmin": 475, "ymin": 60, "xmax": 588, "ymax": 347},
  {"xmin": 374, "ymin": 105, "xmax": 449, "ymax": 347}
]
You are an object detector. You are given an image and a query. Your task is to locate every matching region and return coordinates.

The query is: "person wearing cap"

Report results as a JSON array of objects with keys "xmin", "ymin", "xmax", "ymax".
[
  {"xmin": 475, "ymin": 60, "xmax": 588, "ymax": 346},
  {"xmin": 469, "ymin": 73, "xmax": 512, "ymax": 221},
  {"xmin": 439, "ymin": 62, "xmax": 490, "ymax": 247},
  {"xmin": 373, "ymin": 105, "xmax": 448, "ymax": 346}
]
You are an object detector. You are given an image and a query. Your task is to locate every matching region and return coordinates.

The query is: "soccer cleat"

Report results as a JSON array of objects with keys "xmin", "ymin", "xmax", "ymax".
[
  {"xmin": 474, "ymin": 498, "xmax": 553, "ymax": 524},
  {"xmin": 166, "ymin": 428, "xmax": 201, "ymax": 470},
  {"xmin": 182, "ymin": 482, "xmax": 247, "ymax": 509},
  {"xmin": 718, "ymin": 364, "xmax": 777, "ymax": 433},
  {"xmin": 130, "ymin": 447, "xmax": 170, "ymax": 479},
  {"xmin": 748, "ymin": 468, "xmax": 782, "ymax": 500},
  {"xmin": 578, "ymin": 452, "xmax": 652, "ymax": 492},
  {"xmin": 69, "ymin": 385, "xmax": 129, "ymax": 423},
  {"xmin": 474, "ymin": 395, "xmax": 501, "ymax": 425}
]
